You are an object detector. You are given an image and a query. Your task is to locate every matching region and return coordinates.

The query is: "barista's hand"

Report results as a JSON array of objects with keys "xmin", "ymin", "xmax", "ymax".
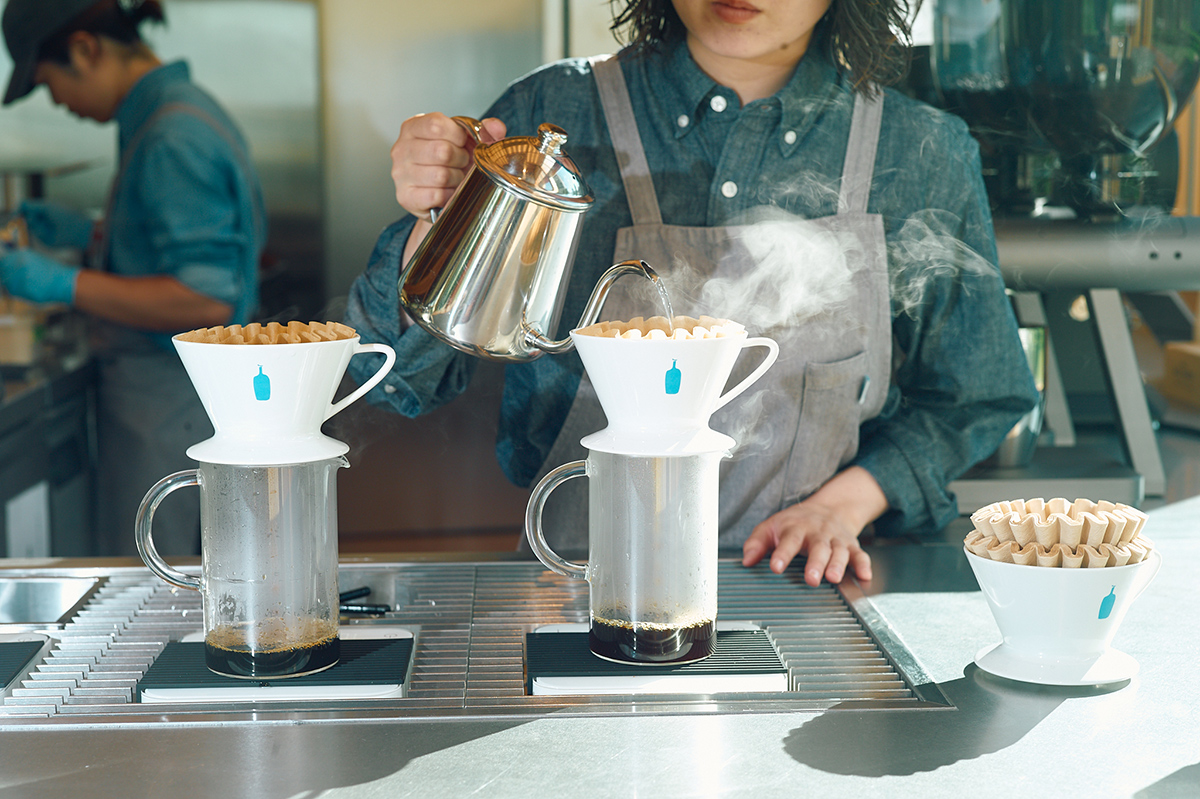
[
  {"xmin": 18, "ymin": 200, "xmax": 94, "ymax": 250},
  {"xmin": 742, "ymin": 466, "xmax": 885, "ymax": 587},
  {"xmin": 390, "ymin": 112, "xmax": 507, "ymax": 221},
  {"xmin": 0, "ymin": 248, "xmax": 80, "ymax": 304}
]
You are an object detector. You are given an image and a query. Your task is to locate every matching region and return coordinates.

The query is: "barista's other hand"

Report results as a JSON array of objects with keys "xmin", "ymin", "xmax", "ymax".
[
  {"xmin": 0, "ymin": 249, "xmax": 80, "ymax": 304},
  {"xmin": 742, "ymin": 466, "xmax": 885, "ymax": 587},
  {"xmin": 390, "ymin": 113, "xmax": 506, "ymax": 221},
  {"xmin": 18, "ymin": 200, "xmax": 94, "ymax": 249},
  {"xmin": 743, "ymin": 502, "xmax": 872, "ymax": 587}
]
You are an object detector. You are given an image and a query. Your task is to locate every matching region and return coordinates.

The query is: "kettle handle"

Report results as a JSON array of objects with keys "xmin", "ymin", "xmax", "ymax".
[
  {"xmin": 524, "ymin": 260, "xmax": 660, "ymax": 355},
  {"xmin": 451, "ymin": 116, "xmax": 485, "ymax": 144},
  {"xmin": 429, "ymin": 117, "xmax": 485, "ymax": 225},
  {"xmin": 525, "ymin": 460, "xmax": 589, "ymax": 579}
]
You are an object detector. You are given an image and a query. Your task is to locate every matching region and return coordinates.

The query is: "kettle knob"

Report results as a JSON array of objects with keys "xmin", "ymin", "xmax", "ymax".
[{"xmin": 537, "ymin": 123, "xmax": 568, "ymax": 155}]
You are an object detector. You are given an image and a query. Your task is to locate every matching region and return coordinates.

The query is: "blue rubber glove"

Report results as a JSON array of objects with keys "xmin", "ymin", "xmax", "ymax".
[
  {"xmin": 18, "ymin": 200, "xmax": 94, "ymax": 249},
  {"xmin": 0, "ymin": 249, "xmax": 80, "ymax": 304}
]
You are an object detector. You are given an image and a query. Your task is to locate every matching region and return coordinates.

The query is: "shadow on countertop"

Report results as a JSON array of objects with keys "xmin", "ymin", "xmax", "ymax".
[
  {"xmin": 0, "ymin": 719, "xmax": 534, "ymax": 798},
  {"xmin": 784, "ymin": 664, "xmax": 1126, "ymax": 777},
  {"xmin": 1136, "ymin": 762, "xmax": 1200, "ymax": 798}
]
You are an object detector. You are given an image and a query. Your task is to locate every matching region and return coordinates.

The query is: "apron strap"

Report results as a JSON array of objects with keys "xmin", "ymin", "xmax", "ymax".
[
  {"xmin": 837, "ymin": 90, "xmax": 884, "ymax": 215},
  {"xmin": 591, "ymin": 55, "xmax": 664, "ymax": 226},
  {"xmin": 90, "ymin": 102, "xmax": 259, "ymax": 271}
]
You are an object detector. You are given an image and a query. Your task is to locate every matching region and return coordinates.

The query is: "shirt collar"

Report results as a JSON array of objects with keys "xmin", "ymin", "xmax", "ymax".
[
  {"xmin": 645, "ymin": 36, "xmax": 846, "ymax": 155},
  {"xmin": 115, "ymin": 60, "xmax": 191, "ymax": 148},
  {"xmin": 649, "ymin": 37, "xmax": 722, "ymax": 140},
  {"xmin": 776, "ymin": 52, "xmax": 846, "ymax": 157}
]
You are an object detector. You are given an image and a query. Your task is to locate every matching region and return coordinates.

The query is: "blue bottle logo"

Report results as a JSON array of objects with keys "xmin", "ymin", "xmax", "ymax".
[
  {"xmin": 1098, "ymin": 586, "xmax": 1116, "ymax": 620},
  {"xmin": 665, "ymin": 359, "xmax": 681, "ymax": 395},
  {"xmin": 253, "ymin": 366, "xmax": 271, "ymax": 401}
]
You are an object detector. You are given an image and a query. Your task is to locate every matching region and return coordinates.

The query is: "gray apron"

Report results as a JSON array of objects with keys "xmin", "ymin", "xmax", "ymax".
[
  {"xmin": 91, "ymin": 103, "xmax": 247, "ymax": 557},
  {"xmin": 530, "ymin": 56, "xmax": 893, "ymax": 551}
]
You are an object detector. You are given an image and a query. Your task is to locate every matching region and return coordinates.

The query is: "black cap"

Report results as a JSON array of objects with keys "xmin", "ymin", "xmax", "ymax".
[{"xmin": 2, "ymin": 0, "xmax": 100, "ymax": 105}]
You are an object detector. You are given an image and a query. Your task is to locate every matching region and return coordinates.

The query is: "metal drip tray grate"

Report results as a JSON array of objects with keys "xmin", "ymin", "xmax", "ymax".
[{"xmin": 0, "ymin": 560, "xmax": 949, "ymax": 726}]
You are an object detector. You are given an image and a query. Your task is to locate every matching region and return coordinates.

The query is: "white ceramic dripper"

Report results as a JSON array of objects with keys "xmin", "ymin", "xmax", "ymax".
[
  {"xmin": 570, "ymin": 328, "xmax": 779, "ymax": 455},
  {"xmin": 965, "ymin": 549, "xmax": 1161, "ymax": 685},
  {"xmin": 172, "ymin": 334, "xmax": 396, "ymax": 465}
]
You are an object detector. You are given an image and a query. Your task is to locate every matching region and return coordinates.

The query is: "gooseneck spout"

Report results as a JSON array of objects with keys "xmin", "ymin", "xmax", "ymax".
[{"xmin": 522, "ymin": 260, "xmax": 661, "ymax": 355}]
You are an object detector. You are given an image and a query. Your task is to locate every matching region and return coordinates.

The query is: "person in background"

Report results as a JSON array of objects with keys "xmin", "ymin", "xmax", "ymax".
[
  {"xmin": 0, "ymin": 0, "xmax": 266, "ymax": 556},
  {"xmin": 346, "ymin": 0, "xmax": 1038, "ymax": 584}
]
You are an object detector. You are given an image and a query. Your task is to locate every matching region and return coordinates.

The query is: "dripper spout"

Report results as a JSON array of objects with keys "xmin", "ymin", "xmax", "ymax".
[{"xmin": 523, "ymin": 260, "xmax": 661, "ymax": 355}]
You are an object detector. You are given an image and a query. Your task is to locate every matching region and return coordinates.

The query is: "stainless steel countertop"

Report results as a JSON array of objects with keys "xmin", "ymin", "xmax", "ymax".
[{"xmin": 0, "ymin": 500, "xmax": 1197, "ymax": 798}]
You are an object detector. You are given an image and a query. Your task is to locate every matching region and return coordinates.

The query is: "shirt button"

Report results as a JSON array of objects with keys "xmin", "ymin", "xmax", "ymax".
[
  {"xmin": 784, "ymin": 130, "xmax": 797, "ymax": 145},
  {"xmin": 710, "ymin": 95, "xmax": 727, "ymax": 113},
  {"xmin": 721, "ymin": 181, "xmax": 738, "ymax": 198},
  {"xmin": 677, "ymin": 114, "xmax": 689, "ymax": 128}
]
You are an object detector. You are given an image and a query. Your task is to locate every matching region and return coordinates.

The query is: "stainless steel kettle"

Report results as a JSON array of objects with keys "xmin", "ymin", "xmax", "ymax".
[{"xmin": 398, "ymin": 117, "xmax": 657, "ymax": 362}]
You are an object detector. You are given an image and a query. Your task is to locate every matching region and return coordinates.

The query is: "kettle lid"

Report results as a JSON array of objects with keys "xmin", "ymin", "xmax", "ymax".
[{"xmin": 475, "ymin": 123, "xmax": 593, "ymax": 211}]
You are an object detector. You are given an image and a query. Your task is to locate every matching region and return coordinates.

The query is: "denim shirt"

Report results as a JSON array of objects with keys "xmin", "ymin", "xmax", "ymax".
[
  {"xmin": 106, "ymin": 61, "xmax": 266, "ymax": 351},
  {"xmin": 345, "ymin": 40, "xmax": 1037, "ymax": 536}
]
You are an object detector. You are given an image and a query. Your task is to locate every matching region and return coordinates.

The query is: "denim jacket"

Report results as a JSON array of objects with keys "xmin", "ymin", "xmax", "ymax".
[
  {"xmin": 345, "ymin": 39, "xmax": 1037, "ymax": 536},
  {"xmin": 107, "ymin": 61, "xmax": 266, "ymax": 351}
]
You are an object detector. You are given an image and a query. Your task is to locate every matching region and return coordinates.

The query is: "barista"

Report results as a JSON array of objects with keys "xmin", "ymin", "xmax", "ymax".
[
  {"xmin": 346, "ymin": 0, "xmax": 1038, "ymax": 585},
  {"xmin": 0, "ymin": 0, "xmax": 266, "ymax": 555}
]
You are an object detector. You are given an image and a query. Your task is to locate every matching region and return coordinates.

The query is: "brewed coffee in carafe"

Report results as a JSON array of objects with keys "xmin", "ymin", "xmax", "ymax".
[
  {"xmin": 534, "ymin": 449, "xmax": 724, "ymax": 664},
  {"xmin": 138, "ymin": 458, "xmax": 346, "ymax": 678}
]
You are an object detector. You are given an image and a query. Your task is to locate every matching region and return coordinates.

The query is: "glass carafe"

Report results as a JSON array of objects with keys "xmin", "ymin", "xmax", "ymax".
[
  {"xmin": 526, "ymin": 447, "xmax": 727, "ymax": 665},
  {"xmin": 136, "ymin": 457, "xmax": 347, "ymax": 679}
]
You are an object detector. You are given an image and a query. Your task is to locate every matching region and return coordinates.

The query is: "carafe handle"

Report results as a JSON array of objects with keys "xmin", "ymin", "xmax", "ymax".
[
  {"xmin": 324, "ymin": 342, "xmax": 397, "ymax": 421},
  {"xmin": 712, "ymin": 336, "xmax": 780, "ymax": 412},
  {"xmin": 135, "ymin": 470, "xmax": 202, "ymax": 592},
  {"xmin": 525, "ymin": 460, "xmax": 588, "ymax": 579}
]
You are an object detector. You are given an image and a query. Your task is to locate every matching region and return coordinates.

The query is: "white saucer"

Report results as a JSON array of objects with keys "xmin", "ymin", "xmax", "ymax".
[{"xmin": 974, "ymin": 642, "xmax": 1138, "ymax": 686}]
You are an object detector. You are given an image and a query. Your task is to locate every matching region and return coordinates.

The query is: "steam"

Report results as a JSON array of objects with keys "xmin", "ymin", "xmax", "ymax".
[
  {"xmin": 650, "ymin": 204, "xmax": 1001, "ymax": 460},
  {"xmin": 717, "ymin": 387, "xmax": 778, "ymax": 462},
  {"xmin": 887, "ymin": 208, "xmax": 998, "ymax": 318},
  {"xmin": 660, "ymin": 206, "xmax": 866, "ymax": 334}
]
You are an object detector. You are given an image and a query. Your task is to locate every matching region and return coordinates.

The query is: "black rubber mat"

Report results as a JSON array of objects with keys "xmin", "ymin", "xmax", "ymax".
[
  {"xmin": 0, "ymin": 640, "xmax": 44, "ymax": 690},
  {"xmin": 136, "ymin": 638, "xmax": 414, "ymax": 700},
  {"xmin": 525, "ymin": 629, "xmax": 785, "ymax": 691}
]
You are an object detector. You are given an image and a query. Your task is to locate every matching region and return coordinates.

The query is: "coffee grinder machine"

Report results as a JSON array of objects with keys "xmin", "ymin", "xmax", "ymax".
[
  {"xmin": 922, "ymin": 0, "xmax": 1199, "ymax": 218},
  {"xmin": 912, "ymin": 0, "xmax": 1200, "ymax": 505}
]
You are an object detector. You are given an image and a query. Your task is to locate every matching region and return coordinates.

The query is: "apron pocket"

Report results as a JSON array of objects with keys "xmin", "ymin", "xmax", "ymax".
[{"xmin": 783, "ymin": 350, "xmax": 869, "ymax": 504}]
